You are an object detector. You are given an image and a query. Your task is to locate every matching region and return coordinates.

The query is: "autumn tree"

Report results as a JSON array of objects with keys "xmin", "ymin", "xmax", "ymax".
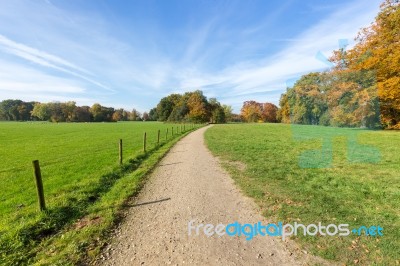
[
  {"xmin": 276, "ymin": 1, "xmax": 398, "ymax": 129},
  {"xmin": 241, "ymin": 101, "xmax": 262, "ymax": 122},
  {"xmin": 278, "ymin": 70, "xmax": 380, "ymax": 128},
  {"xmin": 277, "ymin": 93, "xmax": 290, "ymax": 123},
  {"xmin": 142, "ymin": 112, "xmax": 149, "ymax": 121},
  {"xmin": 151, "ymin": 90, "xmax": 225, "ymax": 123},
  {"xmin": 112, "ymin": 109, "xmax": 123, "ymax": 121},
  {"xmin": 60, "ymin": 101, "xmax": 77, "ymax": 122},
  {"xmin": 241, "ymin": 101, "xmax": 279, "ymax": 123},
  {"xmin": 331, "ymin": 0, "xmax": 400, "ymax": 128},
  {"xmin": 187, "ymin": 90, "xmax": 209, "ymax": 122},
  {"xmin": 262, "ymin": 103, "xmax": 278, "ymax": 123},
  {"xmin": 130, "ymin": 109, "xmax": 138, "ymax": 121}
]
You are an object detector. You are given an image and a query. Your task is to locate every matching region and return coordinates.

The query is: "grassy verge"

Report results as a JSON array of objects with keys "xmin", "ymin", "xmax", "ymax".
[
  {"xmin": 0, "ymin": 122, "xmax": 202, "ymax": 265},
  {"xmin": 205, "ymin": 123, "xmax": 399, "ymax": 265}
]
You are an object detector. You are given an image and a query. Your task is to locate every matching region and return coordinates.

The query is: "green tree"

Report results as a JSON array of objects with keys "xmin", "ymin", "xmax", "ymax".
[
  {"xmin": 222, "ymin": 105, "xmax": 233, "ymax": 122},
  {"xmin": 72, "ymin": 106, "xmax": 92, "ymax": 122},
  {"xmin": 209, "ymin": 98, "xmax": 226, "ymax": 123},
  {"xmin": 148, "ymin": 108, "xmax": 158, "ymax": 121},
  {"xmin": 61, "ymin": 101, "xmax": 76, "ymax": 122},
  {"xmin": 31, "ymin": 103, "xmax": 51, "ymax": 121},
  {"xmin": 156, "ymin": 94, "xmax": 182, "ymax": 121},
  {"xmin": 90, "ymin": 103, "xmax": 103, "ymax": 122},
  {"xmin": 0, "ymin": 99, "xmax": 24, "ymax": 120}
]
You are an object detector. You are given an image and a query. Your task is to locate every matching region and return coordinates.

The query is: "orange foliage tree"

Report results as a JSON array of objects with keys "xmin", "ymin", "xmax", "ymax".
[
  {"xmin": 241, "ymin": 101, "xmax": 278, "ymax": 122},
  {"xmin": 262, "ymin": 103, "xmax": 278, "ymax": 122},
  {"xmin": 279, "ymin": 0, "xmax": 398, "ymax": 129},
  {"xmin": 332, "ymin": 0, "xmax": 400, "ymax": 128}
]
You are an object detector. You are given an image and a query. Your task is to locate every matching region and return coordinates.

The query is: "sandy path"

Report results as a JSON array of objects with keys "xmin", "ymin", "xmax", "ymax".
[{"xmin": 97, "ymin": 125, "xmax": 332, "ymax": 266}]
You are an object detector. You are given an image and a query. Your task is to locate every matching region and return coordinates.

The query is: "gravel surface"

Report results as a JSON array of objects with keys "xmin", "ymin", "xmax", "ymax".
[{"xmin": 96, "ymin": 125, "xmax": 334, "ymax": 266}]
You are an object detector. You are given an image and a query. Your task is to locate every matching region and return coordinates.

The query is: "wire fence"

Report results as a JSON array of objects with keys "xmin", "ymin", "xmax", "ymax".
[{"xmin": 0, "ymin": 123, "xmax": 205, "ymax": 211}]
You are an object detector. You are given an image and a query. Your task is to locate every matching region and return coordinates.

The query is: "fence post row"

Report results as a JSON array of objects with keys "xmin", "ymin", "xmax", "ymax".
[
  {"xmin": 32, "ymin": 160, "xmax": 46, "ymax": 211},
  {"xmin": 30, "ymin": 125, "xmax": 202, "ymax": 213}
]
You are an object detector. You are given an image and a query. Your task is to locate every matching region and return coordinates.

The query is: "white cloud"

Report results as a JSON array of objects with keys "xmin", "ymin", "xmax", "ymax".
[
  {"xmin": 0, "ymin": 0, "xmax": 382, "ymax": 113},
  {"xmin": 170, "ymin": 0, "xmax": 381, "ymax": 111}
]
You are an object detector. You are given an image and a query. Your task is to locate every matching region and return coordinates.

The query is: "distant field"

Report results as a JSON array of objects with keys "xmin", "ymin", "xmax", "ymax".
[
  {"xmin": 205, "ymin": 124, "xmax": 400, "ymax": 265},
  {"xmin": 0, "ymin": 121, "xmax": 193, "ymax": 264}
]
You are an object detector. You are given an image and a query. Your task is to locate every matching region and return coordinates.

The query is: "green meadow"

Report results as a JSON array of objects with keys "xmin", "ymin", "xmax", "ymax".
[
  {"xmin": 205, "ymin": 123, "xmax": 400, "ymax": 265},
  {"xmin": 0, "ymin": 121, "xmax": 195, "ymax": 265}
]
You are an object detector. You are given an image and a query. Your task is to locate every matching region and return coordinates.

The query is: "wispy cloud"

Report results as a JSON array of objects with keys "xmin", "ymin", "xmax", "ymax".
[
  {"xmin": 0, "ymin": 34, "xmax": 115, "ymax": 93},
  {"xmin": 172, "ymin": 0, "xmax": 381, "ymax": 110},
  {"xmin": 0, "ymin": 34, "xmax": 89, "ymax": 74},
  {"xmin": 0, "ymin": 0, "xmax": 382, "ymax": 112}
]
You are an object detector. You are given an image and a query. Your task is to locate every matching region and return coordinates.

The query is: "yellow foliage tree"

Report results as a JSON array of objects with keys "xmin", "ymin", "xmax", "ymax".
[{"xmin": 338, "ymin": 0, "xmax": 400, "ymax": 128}]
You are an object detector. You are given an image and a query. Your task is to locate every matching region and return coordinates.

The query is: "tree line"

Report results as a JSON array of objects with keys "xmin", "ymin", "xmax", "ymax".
[
  {"xmin": 0, "ymin": 99, "xmax": 144, "ymax": 122},
  {"xmin": 151, "ymin": 90, "xmax": 233, "ymax": 123},
  {"xmin": 277, "ymin": 0, "xmax": 399, "ymax": 129},
  {"xmin": 0, "ymin": 91, "xmax": 234, "ymax": 123},
  {"xmin": 3, "ymin": 0, "xmax": 397, "ymax": 128}
]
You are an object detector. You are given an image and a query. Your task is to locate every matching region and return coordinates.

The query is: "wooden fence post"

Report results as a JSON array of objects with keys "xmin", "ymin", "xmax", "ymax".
[
  {"xmin": 32, "ymin": 160, "xmax": 46, "ymax": 211},
  {"xmin": 143, "ymin": 132, "xmax": 147, "ymax": 152},
  {"xmin": 166, "ymin": 128, "xmax": 168, "ymax": 140},
  {"xmin": 172, "ymin": 127, "xmax": 174, "ymax": 136},
  {"xmin": 157, "ymin": 129, "xmax": 160, "ymax": 145},
  {"xmin": 119, "ymin": 139, "xmax": 123, "ymax": 165}
]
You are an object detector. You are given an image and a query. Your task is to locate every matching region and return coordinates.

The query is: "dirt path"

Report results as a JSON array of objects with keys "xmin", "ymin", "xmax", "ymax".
[{"xmin": 97, "ymin": 125, "xmax": 332, "ymax": 266}]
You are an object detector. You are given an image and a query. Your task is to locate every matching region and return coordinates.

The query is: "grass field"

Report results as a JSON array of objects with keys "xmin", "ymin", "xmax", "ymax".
[
  {"xmin": 0, "ymin": 121, "xmax": 197, "ymax": 265},
  {"xmin": 205, "ymin": 123, "xmax": 399, "ymax": 265}
]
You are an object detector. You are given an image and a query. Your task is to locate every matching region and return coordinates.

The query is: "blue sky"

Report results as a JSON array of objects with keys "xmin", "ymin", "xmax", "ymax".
[{"xmin": 0, "ymin": 0, "xmax": 382, "ymax": 112}]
